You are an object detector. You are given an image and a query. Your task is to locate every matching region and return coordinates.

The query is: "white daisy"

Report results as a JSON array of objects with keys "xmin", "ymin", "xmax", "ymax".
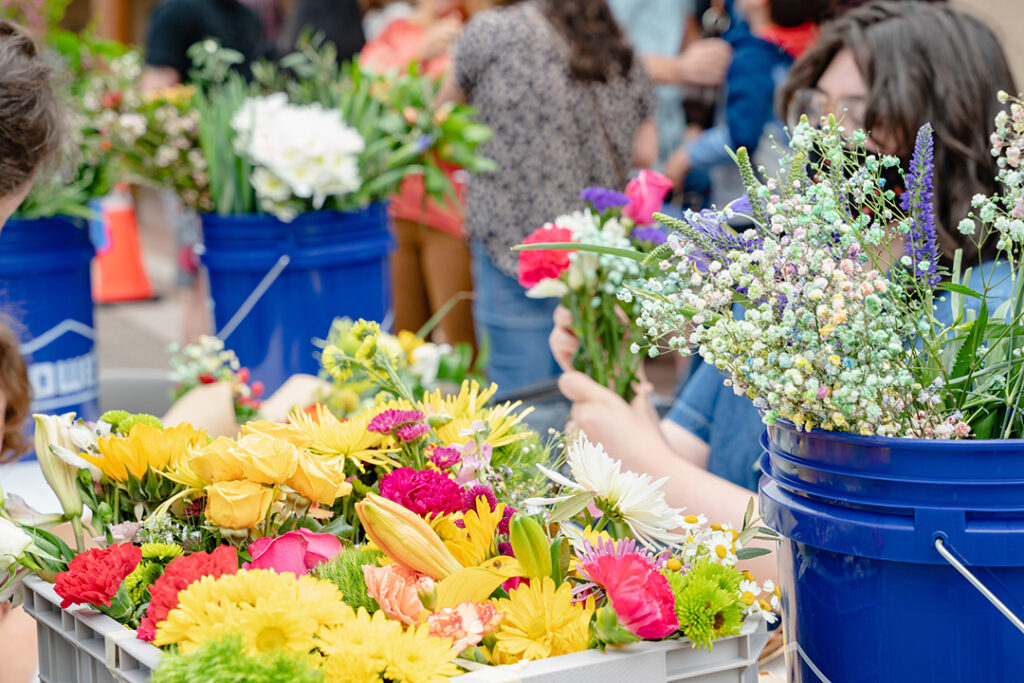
[{"xmin": 524, "ymin": 434, "xmax": 686, "ymax": 547}]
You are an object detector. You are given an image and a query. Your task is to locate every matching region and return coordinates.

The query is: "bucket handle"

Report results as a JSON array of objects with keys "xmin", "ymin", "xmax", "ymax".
[
  {"xmin": 215, "ymin": 254, "xmax": 291, "ymax": 342},
  {"xmin": 934, "ymin": 537, "xmax": 1024, "ymax": 636}
]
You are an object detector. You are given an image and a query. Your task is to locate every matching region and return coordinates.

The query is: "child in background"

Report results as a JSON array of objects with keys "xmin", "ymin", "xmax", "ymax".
[
  {"xmin": 0, "ymin": 19, "xmax": 64, "ymax": 683},
  {"xmin": 663, "ymin": 0, "xmax": 828, "ymax": 208}
]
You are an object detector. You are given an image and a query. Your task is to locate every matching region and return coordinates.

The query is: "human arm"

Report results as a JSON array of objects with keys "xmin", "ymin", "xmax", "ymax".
[
  {"xmin": 664, "ymin": 124, "xmax": 733, "ymax": 187},
  {"xmin": 632, "ymin": 118, "xmax": 658, "ymax": 169},
  {"xmin": 558, "ymin": 370, "xmax": 777, "ymax": 582},
  {"xmin": 140, "ymin": 65, "xmax": 181, "ymax": 93},
  {"xmin": 642, "ymin": 38, "xmax": 731, "ymax": 87}
]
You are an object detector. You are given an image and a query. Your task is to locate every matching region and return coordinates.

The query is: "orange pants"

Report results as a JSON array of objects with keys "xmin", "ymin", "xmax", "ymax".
[{"xmin": 391, "ymin": 218, "xmax": 476, "ymax": 352}]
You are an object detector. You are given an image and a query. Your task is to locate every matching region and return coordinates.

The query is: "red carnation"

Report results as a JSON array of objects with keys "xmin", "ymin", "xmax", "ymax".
[
  {"xmin": 136, "ymin": 545, "xmax": 238, "ymax": 641},
  {"xmin": 54, "ymin": 543, "xmax": 142, "ymax": 610},
  {"xmin": 517, "ymin": 225, "xmax": 576, "ymax": 289}
]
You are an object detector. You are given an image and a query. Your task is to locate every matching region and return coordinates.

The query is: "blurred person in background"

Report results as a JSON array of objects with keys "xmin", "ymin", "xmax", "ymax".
[
  {"xmin": 608, "ymin": 0, "xmax": 733, "ymax": 168},
  {"xmin": 0, "ymin": 20, "xmax": 64, "ymax": 683},
  {"xmin": 142, "ymin": 0, "xmax": 270, "ymax": 91},
  {"xmin": 278, "ymin": 0, "xmax": 366, "ymax": 64},
  {"xmin": 662, "ymin": 0, "xmax": 829, "ymax": 209},
  {"xmin": 363, "ymin": 0, "xmax": 417, "ymax": 41},
  {"xmin": 239, "ymin": 0, "xmax": 285, "ymax": 43},
  {"xmin": 361, "ymin": 0, "xmax": 482, "ymax": 353},
  {"xmin": 439, "ymin": 0, "xmax": 656, "ymax": 392}
]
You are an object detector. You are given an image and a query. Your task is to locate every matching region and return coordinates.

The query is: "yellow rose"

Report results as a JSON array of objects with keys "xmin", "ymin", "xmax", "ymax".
[
  {"xmin": 287, "ymin": 454, "xmax": 352, "ymax": 506},
  {"xmin": 233, "ymin": 433, "xmax": 299, "ymax": 485},
  {"xmin": 204, "ymin": 480, "xmax": 275, "ymax": 529},
  {"xmin": 189, "ymin": 436, "xmax": 245, "ymax": 483},
  {"xmin": 241, "ymin": 421, "xmax": 313, "ymax": 449}
]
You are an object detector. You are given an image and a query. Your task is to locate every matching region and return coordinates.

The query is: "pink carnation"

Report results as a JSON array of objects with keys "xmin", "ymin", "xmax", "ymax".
[
  {"xmin": 463, "ymin": 485, "xmax": 497, "ymax": 512},
  {"xmin": 363, "ymin": 563, "xmax": 434, "ymax": 626},
  {"xmin": 579, "ymin": 553, "xmax": 678, "ymax": 639},
  {"xmin": 379, "ymin": 467, "xmax": 465, "ymax": 517},
  {"xmin": 368, "ymin": 409, "xmax": 425, "ymax": 434},
  {"xmin": 428, "ymin": 601, "xmax": 504, "ymax": 652},
  {"xmin": 429, "ymin": 446, "xmax": 462, "ymax": 469},
  {"xmin": 517, "ymin": 225, "xmax": 575, "ymax": 288},
  {"xmin": 395, "ymin": 423, "xmax": 430, "ymax": 442},
  {"xmin": 623, "ymin": 170, "xmax": 673, "ymax": 225}
]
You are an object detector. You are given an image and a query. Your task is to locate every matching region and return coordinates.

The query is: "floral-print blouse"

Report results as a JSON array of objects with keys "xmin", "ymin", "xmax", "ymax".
[{"xmin": 454, "ymin": 0, "xmax": 655, "ymax": 276}]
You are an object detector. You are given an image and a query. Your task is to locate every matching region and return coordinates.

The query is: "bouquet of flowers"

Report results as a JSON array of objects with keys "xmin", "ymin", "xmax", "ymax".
[
  {"xmin": 314, "ymin": 317, "xmax": 484, "ymax": 418},
  {"xmin": 570, "ymin": 98, "xmax": 1024, "ymax": 439},
  {"xmin": 6, "ymin": 318, "xmax": 777, "ymax": 680},
  {"xmin": 517, "ymin": 171, "xmax": 674, "ymax": 399},
  {"xmin": 167, "ymin": 336, "xmax": 264, "ymax": 423},
  {"xmin": 126, "ymin": 36, "xmax": 495, "ymax": 222}
]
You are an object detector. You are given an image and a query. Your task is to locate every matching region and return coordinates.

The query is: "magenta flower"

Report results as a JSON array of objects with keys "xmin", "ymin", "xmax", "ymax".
[
  {"xmin": 463, "ymin": 485, "xmax": 497, "ymax": 512},
  {"xmin": 368, "ymin": 409, "xmax": 425, "ymax": 434},
  {"xmin": 395, "ymin": 423, "xmax": 430, "ymax": 442},
  {"xmin": 379, "ymin": 467, "xmax": 465, "ymax": 517},
  {"xmin": 429, "ymin": 446, "xmax": 462, "ymax": 469}
]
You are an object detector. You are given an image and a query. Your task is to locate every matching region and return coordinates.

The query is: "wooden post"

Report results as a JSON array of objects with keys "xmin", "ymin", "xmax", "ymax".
[{"xmin": 92, "ymin": 0, "xmax": 130, "ymax": 42}]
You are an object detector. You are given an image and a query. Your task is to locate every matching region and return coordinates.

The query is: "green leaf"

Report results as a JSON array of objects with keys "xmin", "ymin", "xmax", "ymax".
[
  {"xmin": 547, "ymin": 492, "xmax": 593, "ymax": 524},
  {"xmin": 936, "ymin": 282, "xmax": 983, "ymax": 299},
  {"xmin": 736, "ymin": 547, "xmax": 773, "ymax": 560},
  {"xmin": 514, "ymin": 242, "xmax": 646, "ymax": 262}
]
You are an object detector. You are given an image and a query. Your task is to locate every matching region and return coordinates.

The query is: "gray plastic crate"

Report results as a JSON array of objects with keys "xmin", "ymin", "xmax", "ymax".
[
  {"xmin": 23, "ymin": 574, "xmax": 768, "ymax": 683},
  {"xmin": 22, "ymin": 575, "xmax": 160, "ymax": 683},
  {"xmin": 452, "ymin": 620, "xmax": 769, "ymax": 683}
]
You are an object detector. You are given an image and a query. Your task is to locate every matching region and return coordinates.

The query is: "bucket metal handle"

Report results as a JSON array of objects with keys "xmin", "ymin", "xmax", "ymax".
[
  {"xmin": 934, "ymin": 537, "xmax": 1024, "ymax": 636},
  {"xmin": 215, "ymin": 254, "xmax": 291, "ymax": 342}
]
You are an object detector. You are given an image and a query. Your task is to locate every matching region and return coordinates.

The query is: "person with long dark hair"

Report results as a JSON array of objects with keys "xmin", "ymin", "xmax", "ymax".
[
  {"xmin": 438, "ymin": 0, "xmax": 656, "ymax": 392},
  {"xmin": 550, "ymin": 1, "xmax": 1017, "ymax": 583}
]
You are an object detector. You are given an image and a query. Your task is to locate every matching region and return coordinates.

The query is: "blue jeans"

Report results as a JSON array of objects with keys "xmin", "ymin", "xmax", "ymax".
[{"xmin": 470, "ymin": 240, "xmax": 560, "ymax": 393}]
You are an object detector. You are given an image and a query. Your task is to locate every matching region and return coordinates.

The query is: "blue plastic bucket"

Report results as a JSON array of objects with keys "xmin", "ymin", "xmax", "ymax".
[
  {"xmin": 759, "ymin": 421, "xmax": 1024, "ymax": 682},
  {"xmin": 200, "ymin": 205, "xmax": 393, "ymax": 394},
  {"xmin": 0, "ymin": 217, "xmax": 98, "ymax": 451}
]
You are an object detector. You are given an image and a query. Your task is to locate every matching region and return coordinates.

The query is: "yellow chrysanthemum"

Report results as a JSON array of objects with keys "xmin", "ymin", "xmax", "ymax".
[
  {"xmin": 83, "ymin": 423, "xmax": 203, "ymax": 482},
  {"xmin": 491, "ymin": 578, "xmax": 594, "ymax": 665},
  {"xmin": 384, "ymin": 623, "xmax": 462, "ymax": 683},
  {"xmin": 319, "ymin": 609, "xmax": 459, "ymax": 683},
  {"xmin": 237, "ymin": 602, "xmax": 318, "ymax": 657},
  {"xmin": 418, "ymin": 381, "xmax": 532, "ymax": 449},
  {"xmin": 396, "ymin": 330, "xmax": 426, "ymax": 363},
  {"xmin": 155, "ymin": 570, "xmax": 351, "ymax": 654},
  {"xmin": 288, "ymin": 404, "xmax": 398, "ymax": 471},
  {"xmin": 434, "ymin": 497, "xmax": 504, "ymax": 567}
]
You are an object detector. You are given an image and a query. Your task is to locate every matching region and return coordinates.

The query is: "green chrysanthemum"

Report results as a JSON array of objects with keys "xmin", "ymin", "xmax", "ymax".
[
  {"xmin": 141, "ymin": 542, "xmax": 184, "ymax": 563},
  {"xmin": 116, "ymin": 413, "xmax": 164, "ymax": 434},
  {"xmin": 153, "ymin": 633, "xmax": 323, "ymax": 683},
  {"xmin": 124, "ymin": 560, "xmax": 165, "ymax": 604},
  {"xmin": 664, "ymin": 560, "xmax": 745, "ymax": 650},
  {"xmin": 100, "ymin": 410, "xmax": 131, "ymax": 429},
  {"xmin": 312, "ymin": 545, "xmax": 383, "ymax": 614}
]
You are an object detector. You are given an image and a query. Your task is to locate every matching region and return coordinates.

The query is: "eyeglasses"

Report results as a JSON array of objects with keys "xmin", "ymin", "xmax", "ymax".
[{"xmin": 787, "ymin": 88, "xmax": 868, "ymax": 134}]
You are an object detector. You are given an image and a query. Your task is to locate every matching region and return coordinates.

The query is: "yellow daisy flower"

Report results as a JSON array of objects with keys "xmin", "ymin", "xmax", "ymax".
[
  {"xmin": 288, "ymin": 404, "xmax": 398, "ymax": 471},
  {"xmin": 237, "ymin": 601, "xmax": 318, "ymax": 657},
  {"xmin": 492, "ymin": 577, "xmax": 594, "ymax": 665},
  {"xmin": 418, "ymin": 381, "xmax": 533, "ymax": 449},
  {"xmin": 83, "ymin": 423, "xmax": 203, "ymax": 482},
  {"xmin": 434, "ymin": 497, "xmax": 504, "ymax": 567},
  {"xmin": 319, "ymin": 609, "xmax": 400, "ymax": 681},
  {"xmin": 384, "ymin": 623, "xmax": 462, "ymax": 683}
]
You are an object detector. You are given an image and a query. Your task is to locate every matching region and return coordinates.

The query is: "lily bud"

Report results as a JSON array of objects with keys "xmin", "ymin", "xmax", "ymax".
[
  {"xmin": 356, "ymin": 492, "xmax": 463, "ymax": 580},
  {"xmin": 33, "ymin": 414, "xmax": 83, "ymax": 520}
]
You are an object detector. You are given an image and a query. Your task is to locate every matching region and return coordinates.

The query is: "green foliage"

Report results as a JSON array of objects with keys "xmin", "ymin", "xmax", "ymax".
[
  {"xmin": 664, "ymin": 560, "xmax": 745, "ymax": 650},
  {"xmin": 313, "ymin": 545, "xmax": 383, "ymax": 613},
  {"xmin": 152, "ymin": 634, "xmax": 324, "ymax": 683}
]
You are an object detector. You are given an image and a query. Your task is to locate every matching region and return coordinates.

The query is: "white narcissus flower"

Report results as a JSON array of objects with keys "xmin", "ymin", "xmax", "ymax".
[
  {"xmin": 525, "ymin": 434, "xmax": 687, "ymax": 548},
  {"xmin": 0, "ymin": 517, "xmax": 31, "ymax": 572}
]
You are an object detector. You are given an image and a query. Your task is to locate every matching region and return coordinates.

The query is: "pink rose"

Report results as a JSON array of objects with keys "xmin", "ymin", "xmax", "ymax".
[
  {"xmin": 623, "ymin": 170, "xmax": 673, "ymax": 225},
  {"xmin": 243, "ymin": 529, "xmax": 342, "ymax": 576},
  {"xmin": 363, "ymin": 563, "xmax": 435, "ymax": 626}
]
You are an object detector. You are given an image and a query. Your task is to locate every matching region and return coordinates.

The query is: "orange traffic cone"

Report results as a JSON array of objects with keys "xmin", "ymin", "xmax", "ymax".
[{"xmin": 92, "ymin": 186, "xmax": 154, "ymax": 303}]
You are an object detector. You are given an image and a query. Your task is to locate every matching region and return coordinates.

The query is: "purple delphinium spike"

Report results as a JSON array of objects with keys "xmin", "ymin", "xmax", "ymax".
[
  {"xmin": 900, "ymin": 124, "xmax": 940, "ymax": 287},
  {"xmin": 581, "ymin": 187, "xmax": 630, "ymax": 212},
  {"xmin": 630, "ymin": 225, "xmax": 668, "ymax": 244}
]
